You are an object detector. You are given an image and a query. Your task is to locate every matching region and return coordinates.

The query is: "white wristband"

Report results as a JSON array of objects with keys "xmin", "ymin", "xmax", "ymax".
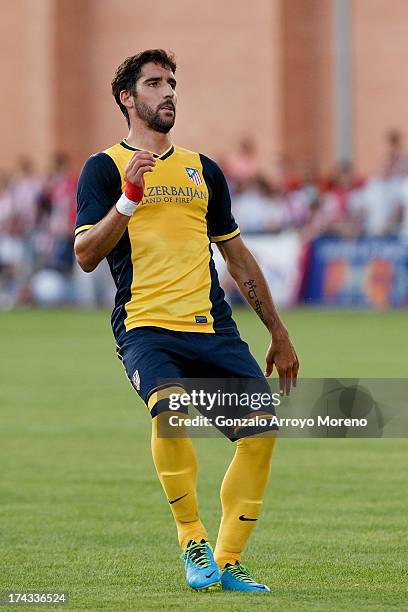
[{"xmin": 115, "ymin": 193, "xmax": 138, "ymax": 217}]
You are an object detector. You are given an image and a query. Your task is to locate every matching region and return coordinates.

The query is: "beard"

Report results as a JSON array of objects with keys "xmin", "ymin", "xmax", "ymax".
[{"xmin": 134, "ymin": 98, "xmax": 176, "ymax": 133}]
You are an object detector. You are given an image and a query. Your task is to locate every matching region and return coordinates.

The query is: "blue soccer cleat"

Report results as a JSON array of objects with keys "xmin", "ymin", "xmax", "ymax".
[
  {"xmin": 181, "ymin": 539, "xmax": 221, "ymax": 591},
  {"xmin": 221, "ymin": 561, "xmax": 270, "ymax": 592}
]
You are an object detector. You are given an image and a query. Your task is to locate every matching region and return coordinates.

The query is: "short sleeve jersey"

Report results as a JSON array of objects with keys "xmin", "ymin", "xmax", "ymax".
[{"xmin": 76, "ymin": 141, "xmax": 240, "ymax": 339}]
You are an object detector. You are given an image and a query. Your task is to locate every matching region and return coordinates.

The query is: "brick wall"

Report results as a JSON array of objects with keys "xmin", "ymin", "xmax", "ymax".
[
  {"xmin": 352, "ymin": 0, "xmax": 408, "ymax": 173},
  {"xmin": 1, "ymin": 0, "xmax": 407, "ymax": 175}
]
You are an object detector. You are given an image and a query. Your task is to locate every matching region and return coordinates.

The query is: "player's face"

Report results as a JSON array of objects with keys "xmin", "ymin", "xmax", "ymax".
[{"xmin": 133, "ymin": 62, "xmax": 177, "ymax": 133}]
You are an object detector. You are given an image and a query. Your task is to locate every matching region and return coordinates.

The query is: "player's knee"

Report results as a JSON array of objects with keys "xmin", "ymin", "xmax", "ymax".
[
  {"xmin": 152, "ymin": 410, "xmax": 191, "ymax": 442},
  {"xmin": 237, "ymin": 434, "xmax": 276, "ymax": 466}
]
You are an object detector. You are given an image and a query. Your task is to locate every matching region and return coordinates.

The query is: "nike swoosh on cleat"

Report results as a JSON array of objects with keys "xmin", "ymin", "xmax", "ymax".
[
  {"xmin": 239, "ymin": 515, "xmax": 258, "ymax": 521},
  {"xmin": 168, "ymin": 493, "xmax": 188, "ymax": 504},
  {"xmin": 205, "ymin": 571, "xmax": 216, "ymax": 578}
]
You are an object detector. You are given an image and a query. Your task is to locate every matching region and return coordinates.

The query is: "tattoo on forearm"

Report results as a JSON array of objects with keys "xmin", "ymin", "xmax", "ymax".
[{"xmin": 243, "ymin": 279, "xmax": 266, "ymax": 324}]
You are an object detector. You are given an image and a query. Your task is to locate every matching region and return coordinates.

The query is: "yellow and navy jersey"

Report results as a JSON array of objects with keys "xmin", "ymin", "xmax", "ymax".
[{"xmin": 76, "ymin": 140, "xmax": 240, "ymax": 339}]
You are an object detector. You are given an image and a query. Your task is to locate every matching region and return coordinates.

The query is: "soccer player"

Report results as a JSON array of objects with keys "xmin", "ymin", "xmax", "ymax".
[{"xmin": 75, "ymin": 49, "xmax": 299, "ymax": 593}]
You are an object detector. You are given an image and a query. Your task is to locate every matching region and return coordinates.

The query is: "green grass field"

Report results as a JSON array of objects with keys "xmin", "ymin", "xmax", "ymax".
[{"xmin": 1, "ymin": 308, "xmax": 407, "ymax": 611}]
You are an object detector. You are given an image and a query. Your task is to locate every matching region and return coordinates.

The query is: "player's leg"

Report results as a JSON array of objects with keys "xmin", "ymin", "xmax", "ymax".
[
  {"xmin": 150, "ymin": 397, "xmax": 220, "ymax": 590},
  {"xmin": 116, "ymin": 327, "xmax": 220, "ymax": 589},
  {"xmin": 149, "ymin": 396, "xmax": 208, "ymax": 549},
  {"xmin": 214, "ymin": 432, "xmax": 275, "ymax": 590},
  {"xmin": 197, "ymin": 329, "xmax": 277, "ymax": 590},
  {"xmin": 117, "ymin": 328, "xmax": 207, "ymax": 546}
]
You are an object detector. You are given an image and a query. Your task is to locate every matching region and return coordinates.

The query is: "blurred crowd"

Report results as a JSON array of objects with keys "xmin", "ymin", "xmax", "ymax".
[
  {"xmin": 0, "ymin": 153, "xmax": 115, "ymax": 309},
  {"xmin": 0, "ymin": 154, "xmax": 76, "ymax": 308},
  {"xmin": 1, "ymin": 130, "xmax": 408, "ymax": 308},
  {"xmin": 223, "ymin": 129, "xmax": 408, "ymax": 241}
]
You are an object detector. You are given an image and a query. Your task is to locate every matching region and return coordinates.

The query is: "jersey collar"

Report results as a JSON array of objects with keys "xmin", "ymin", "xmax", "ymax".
[{"xmin": 120, "ymin": 140, "xmax": 175, "ymax": 161}]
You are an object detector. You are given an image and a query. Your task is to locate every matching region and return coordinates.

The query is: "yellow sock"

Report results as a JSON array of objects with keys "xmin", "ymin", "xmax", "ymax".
[
  {"xmin": 151, "ymin": 414, "xmax": 208, "ymax": 550},
  {"xmin": 214, "ymin": 433, "xmax": 276, "ymax": 568}
]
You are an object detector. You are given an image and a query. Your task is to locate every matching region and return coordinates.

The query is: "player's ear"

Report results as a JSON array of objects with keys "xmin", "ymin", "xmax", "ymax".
[{"xmin": 120, "ymin": 90, "xmax": 134, "ymax": 110}]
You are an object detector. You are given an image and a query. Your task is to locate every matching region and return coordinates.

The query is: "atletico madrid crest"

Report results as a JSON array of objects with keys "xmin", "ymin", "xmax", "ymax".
[{"xmin": 185, "ymin": 167, "xmax": 202, "ymax": 186}]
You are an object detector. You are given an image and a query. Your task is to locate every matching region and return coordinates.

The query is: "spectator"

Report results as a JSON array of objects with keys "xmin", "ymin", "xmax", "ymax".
[
  {"xmin": 380, "ymin": 129, "xmax": 408, "ymax": 178},
  {"xmin": 46, "ymin": 152, "xmax": 77, "ymax": 273},
  {"xmin": 352, "ymin": 177, "xmax": 398, "ymax": 236},
  {"xmin": 223, "ymin": 138, "xmax": 258, "ymax": 192},
  {"xmin": 270, "ymin": 155, "xmax": 312, "ymax": 229},
  {"xmin": 0, "ymin": 170, "xmax": 13, "ymax": 232},
  {"xmin": 0, "ymin": 171, "xmax": 26, "ymax": 308},
  {"xmin": 298, "ymin": 160, "xmax": 320, "ymax": 209},
  {"xmin": 321, "ymin": 160, "xmax": 365, "ymax": 236},
  {"xmin": 232, "ymin": 175, "xmax": 286, "ymax": 234},
  {"xmin": 10, "ymin": 157, "xmax": 43, "ymax": 237},
  {"xmin": 396, "ymin": 176, "xmax": 408, "ymax": 239}
]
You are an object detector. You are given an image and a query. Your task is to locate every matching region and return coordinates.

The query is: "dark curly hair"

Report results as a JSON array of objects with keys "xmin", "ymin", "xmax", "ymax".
[{"xmin": 111, "ymin": 49, "xmax": 176, "ymax": 127}]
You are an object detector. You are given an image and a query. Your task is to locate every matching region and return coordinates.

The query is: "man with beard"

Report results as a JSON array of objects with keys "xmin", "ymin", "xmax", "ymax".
[{"xmin": 74, "ymin": 49, "xmax": 299, "ymax": 593}]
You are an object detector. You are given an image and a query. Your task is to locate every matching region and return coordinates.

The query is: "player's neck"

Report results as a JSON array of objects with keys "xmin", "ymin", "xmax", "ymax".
[{"xmin": 125, "ymin": 126, "xmax": 172, "ymax": 156}]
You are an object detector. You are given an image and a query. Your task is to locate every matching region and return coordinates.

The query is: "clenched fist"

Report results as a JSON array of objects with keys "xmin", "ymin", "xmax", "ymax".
[{"xmin": 125, "ymin": 151, "xmax": 156, "ymax": 187}]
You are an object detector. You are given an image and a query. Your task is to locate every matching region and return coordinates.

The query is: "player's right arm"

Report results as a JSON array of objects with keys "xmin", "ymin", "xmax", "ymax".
[{"xmin": 74, "ymin": 151, "xmax": 155, "ymax": 272}]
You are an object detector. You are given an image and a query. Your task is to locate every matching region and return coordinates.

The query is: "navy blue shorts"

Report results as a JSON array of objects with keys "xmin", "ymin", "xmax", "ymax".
[{"xmin": 116, "ymin": 326, "xmax": 265, "ymax": 405}]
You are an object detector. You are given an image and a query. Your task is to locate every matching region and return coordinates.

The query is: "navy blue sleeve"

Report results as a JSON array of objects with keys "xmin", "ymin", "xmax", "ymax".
[
  {"xmin": 75, "ymin": 152, "xmax": 122, "ymax": 236},
  {"xmin": 200, "ymin": 154, "xmax": 240, "ymax": 242}
]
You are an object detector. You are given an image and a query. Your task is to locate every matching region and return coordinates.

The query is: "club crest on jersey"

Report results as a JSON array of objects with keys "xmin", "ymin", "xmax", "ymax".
[
  {"xmin": 132, "ymin": 369, "xmax": 141, "ymax": 390},
  {"xmin": 185, "ymin": 167, "xmax": 202, "ymax": 186}
]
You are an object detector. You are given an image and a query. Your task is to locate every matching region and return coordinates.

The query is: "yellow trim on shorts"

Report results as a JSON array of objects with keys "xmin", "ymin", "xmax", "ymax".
[{"xmin": 147, "ymin": 384, "xmax": 188, "ymax": 413}]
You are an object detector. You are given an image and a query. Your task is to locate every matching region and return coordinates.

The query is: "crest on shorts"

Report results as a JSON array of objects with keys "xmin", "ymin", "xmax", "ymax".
[
  {"xmin": 132, "ymin": 369, "xmax": 141, "ymax": 390},
  {"xmin": 185, "ymin": 167, "xmax": 202, "ymax": 186}
]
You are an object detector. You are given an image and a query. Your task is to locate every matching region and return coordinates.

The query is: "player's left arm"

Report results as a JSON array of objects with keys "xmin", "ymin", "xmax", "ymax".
[
  {"xmin": 217, "ymin": 235, "xmax": 299, "ymax": 394},
  {"xmin": 202, "ymin": 153, "xmax": 299, "ymax": 394}
]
